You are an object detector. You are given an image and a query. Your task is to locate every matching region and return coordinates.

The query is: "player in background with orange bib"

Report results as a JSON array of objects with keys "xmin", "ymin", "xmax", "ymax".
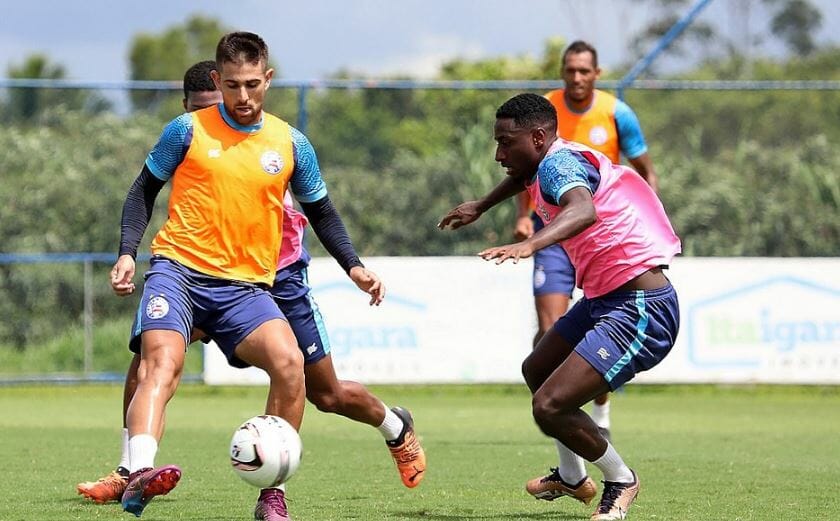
[{"xmin": 514, "ymin": 41, "xmax": 659, "ymax": 448}]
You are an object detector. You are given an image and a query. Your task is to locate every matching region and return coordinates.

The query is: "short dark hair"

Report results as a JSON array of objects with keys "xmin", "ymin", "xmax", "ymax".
[
  {"xmin": 563, "ymin": 40, "xmax": 598, "ymax": 68},
  {"xmin": 183, "ymin": 60, "xmax": 218, "ymax": 98},
  {"xmin": 216, "ymin": 31, "xmax": 269, "ymax": 68},
  {"xmin": 496, "ymin": 93, "xmax": 557, "ymax": 131}
]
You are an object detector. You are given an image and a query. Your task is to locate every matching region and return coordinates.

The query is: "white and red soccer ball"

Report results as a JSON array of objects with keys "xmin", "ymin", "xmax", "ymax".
[{"xmin": 230, "ymin": 415, "xmax": 302, "ymax": 488}]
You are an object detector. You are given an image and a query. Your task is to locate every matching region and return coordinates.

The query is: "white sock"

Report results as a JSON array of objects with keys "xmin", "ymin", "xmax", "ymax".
[
  {"xmin": 118, "ymin": 428, "xmax": 130, "ymax": 471},
  {"xmin": 263, "ymin": 484, "xmax": 286, "ymax": 492},
  {"xmin": 591, "ymin": 401, "xmax": 611, "ymax": 430},
  {"xmin": 590, "ymin": 442, "xmax": 634, "ymax": 483},
  {"xmin": 554, "ymin": 439, "xmax": 587, "ymax": 485},
  {"xmin": 128, "ymin": 434, "xmax": 158, "ymax": 473},
  {"xmin": 376, "ymin": 404, "xmax": 404, "ymax": 441}
]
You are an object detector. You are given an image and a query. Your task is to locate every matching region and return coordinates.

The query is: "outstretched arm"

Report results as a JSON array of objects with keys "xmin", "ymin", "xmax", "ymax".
[
  {"xmin": 438, "ymin": 175, "xmax": 527, "ymax": 230},
  {"xmin": 479, "ymin": 187, "xmax": 596, "ymax": 264}
]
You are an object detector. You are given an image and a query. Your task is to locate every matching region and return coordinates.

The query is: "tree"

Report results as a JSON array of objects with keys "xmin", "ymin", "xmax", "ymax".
[
  {"xmin": 628, "ymin": 0, "xmax": 824, "ymax": 73},
  {"xmin": 628, "ymin": 0, "xmax": 719, "ymax": 72},
  {"xmin": 2, "ymin": 55, "xmax": 109, "ymax": 123},
  {"xmin": 128, "ymin": 15, "xmax": 231, "ymax": 112},
  {"xmin": 764, "ymin": 0, "xmax": 823, "ymax": 55}
]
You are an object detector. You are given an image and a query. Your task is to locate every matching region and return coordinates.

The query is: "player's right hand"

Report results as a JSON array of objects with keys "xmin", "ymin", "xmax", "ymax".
[
  {"xmin": 110, "ymin": 254, "xmax": 136, "ymax": 296},
  {"xmin": 438, "ymin": 201, "xmax": 482, "ymax": 230},
  {"xmin": 513, "ymin": 216, "xmax": 534, "ymax": 241}
]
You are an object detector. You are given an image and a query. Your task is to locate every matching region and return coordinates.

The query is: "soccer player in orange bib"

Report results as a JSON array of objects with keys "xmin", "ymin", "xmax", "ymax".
[
  {"xmin": 107, "ymin": 33, "xmax": 420, "ymax": 520},
  {"xmin": 80, "ymin": 59, "xmax": 424, "ymax": 516}
]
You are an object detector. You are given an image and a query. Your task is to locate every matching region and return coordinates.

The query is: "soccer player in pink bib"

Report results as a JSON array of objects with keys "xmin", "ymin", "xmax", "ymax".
[{"xmin": 440, "ymin": 93, "xmax": 680, "ymax": 521}]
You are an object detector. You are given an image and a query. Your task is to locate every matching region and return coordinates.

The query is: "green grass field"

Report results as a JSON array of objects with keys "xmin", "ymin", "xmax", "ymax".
[{"xmin": 1, "ymin": 384, "xmax": 838, "ymax": 520}]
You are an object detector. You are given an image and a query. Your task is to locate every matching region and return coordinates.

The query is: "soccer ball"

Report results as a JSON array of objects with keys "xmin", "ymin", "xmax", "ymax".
[{"xmin": 230, "ymin": 415, "xmax": 302, "ymax": 488}]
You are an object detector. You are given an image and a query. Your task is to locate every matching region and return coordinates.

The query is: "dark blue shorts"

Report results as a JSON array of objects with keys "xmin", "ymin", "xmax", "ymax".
[
  {"xmin": 553, "ymin": 283, "xmax": 680, "ymax": 390},
  {"xmin": 532, "ymin": 213, "xmax": 575, "ymax": 297},
  {"xmin": 129, "ymin": 257, "xmax": 283, "ymax": 368},
  {"xmin": 269, "ymin": 265, "xmax": 331, "ymax": 365}
]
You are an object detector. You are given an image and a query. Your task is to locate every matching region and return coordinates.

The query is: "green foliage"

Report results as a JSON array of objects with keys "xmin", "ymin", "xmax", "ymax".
[
  {"xmin": 2, "ymin": 54, "xmax": 109, "ymax": 122},
  {"xmin": 766, "ymin": 0, "xmax": 823, "ymax": 55},
  {"xmin": 0, "ymin": 107, "xmax": 171, "ymax": 255},
  {"xmin": 629, "ymin": 0, "xmax": 824, "ymax": 67},
  {"xmin": 660, "ymin": 134, "xmax": 840, "ymax": 256},
  {"xmin": 0, "ymin": 318, "xmax": 204, "ymax": 376},
  {"xmin": 0, "ymin": 108, "xmax": 167, "ymax": 347},
  {"xmin": 128, "ymin": 15, "xmax": 231, "ymax": 112},
  {"xmin": 4, "ymin": 41, "xmax": 840, "ymax": 350}
]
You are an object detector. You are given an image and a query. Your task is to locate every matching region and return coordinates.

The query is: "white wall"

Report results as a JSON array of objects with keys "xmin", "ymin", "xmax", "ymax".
[{"xmin": 204, "ymin": 257, "xmax": 840, "ymax": 385}]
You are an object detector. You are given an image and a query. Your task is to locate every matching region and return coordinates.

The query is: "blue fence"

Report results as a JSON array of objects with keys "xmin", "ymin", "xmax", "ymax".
[
  {"xmin": 0, "ymin": 253, "xmax": 155, "ymax": 385},
  {"xmin": 3, "ymin": 77, "xmax": 839, "ymax": 134}
]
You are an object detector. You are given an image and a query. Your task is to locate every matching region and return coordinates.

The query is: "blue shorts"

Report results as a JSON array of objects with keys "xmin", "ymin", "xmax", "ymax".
[
  {"xmin": 532, "ymin": 213, "xmax": 575, "ymax": 297},
  {"xmin": 129, "ymin": 256, "xmax": 283, "ymax": 368},
  {"xmin": 269, "ymin": 264, "xmax": 331, "ymax": 365},
  {"xmin": 553, "ymin": 283, "xmax": 680, "ymax": 390}
]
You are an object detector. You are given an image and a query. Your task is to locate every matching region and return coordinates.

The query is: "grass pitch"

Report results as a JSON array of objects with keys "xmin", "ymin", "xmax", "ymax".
[{"xmin": 1, "ymin": 384, "xmax": 838, "ymax": 520}]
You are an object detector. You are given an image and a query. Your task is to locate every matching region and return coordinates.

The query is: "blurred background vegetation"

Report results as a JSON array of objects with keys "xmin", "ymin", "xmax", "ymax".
[{"xmin": 1, "ymin": 1, "xmax": 839, "ymax": 359}]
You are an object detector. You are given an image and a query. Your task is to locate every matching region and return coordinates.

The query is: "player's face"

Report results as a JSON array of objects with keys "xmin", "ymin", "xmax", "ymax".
[
  {"xmin": 494, "ymin": 118, "xmax": 543, "ymax": 179},
  {"xmin": 183, "ymin": 89, "xmax": 223, "ymax": 112},
  {"xmin": 562, "ymin": 51, "xmax": 600, "ymax": 103},
  {"xmin": 212, "ymin": 58, "xmax": 274, "ymax": 126}
]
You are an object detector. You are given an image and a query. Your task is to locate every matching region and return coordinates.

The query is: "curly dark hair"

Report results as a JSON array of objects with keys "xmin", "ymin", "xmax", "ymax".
[
  {"xmin": 495, "ymin": 93, "xmax": 557, "ymax": 131},
  {"xmin": 182, "ymin": 60, "xmax": 217, "ymax": 99}
]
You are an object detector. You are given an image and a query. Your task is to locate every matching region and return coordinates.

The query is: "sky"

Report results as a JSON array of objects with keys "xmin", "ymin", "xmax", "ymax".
[{"xmin": 1, "ymin": 0, "xmax": 839, "ymax": 82}]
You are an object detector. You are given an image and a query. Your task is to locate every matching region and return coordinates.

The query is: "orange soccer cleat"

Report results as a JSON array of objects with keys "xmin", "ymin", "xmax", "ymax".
[
  {"xmin": 76, "ymin": 470, "xmax": 128, "ymax": 504},
  {"xmin": 386, "ymin": 407, "xmax": 426, "ymax": 488}
]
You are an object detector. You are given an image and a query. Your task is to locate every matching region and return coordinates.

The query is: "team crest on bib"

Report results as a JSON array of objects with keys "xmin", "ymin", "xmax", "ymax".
[
  {"xmin": 588, "ymin": 126, "xmax": 608, "ymax": 146},
  {"xmin": 260, "ymin": 151, "xmax": 284, "ymax": 175},
  {"xmin": 146, "ymin": 295, "xmax": 169, "ymax": 319}
]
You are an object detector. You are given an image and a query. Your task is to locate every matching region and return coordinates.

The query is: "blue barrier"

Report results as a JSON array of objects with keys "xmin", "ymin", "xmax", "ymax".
[
  {"xmin": 4, "ymin": 76, "xmax": 837, "ymax": 133},
  {"xmin": 0, "ymin": 253, "xmax": 151, "ymax": 264},
  {"xmin": 2, "ymin": 77, "xmax": 838, "ymax": 91}
]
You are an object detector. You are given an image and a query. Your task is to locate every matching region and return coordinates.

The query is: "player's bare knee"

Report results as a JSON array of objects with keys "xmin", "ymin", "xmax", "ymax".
[
  {"xmin": 307, "ymin": 389, "xmax": 341, "ymax": 413},
  {"xmin": 141, "ymin": 348, "xmax": 181, "ymax": 376},
  {"xmin": 532, "ymin": 391, "xmax": 572, "ymax": 427},
  {"xmin": 521, "ymin": 355, "xmax": 543, "ymax": 392},
  {"xmin": 263, "ymin": 346, "xmax": 304, "ymax": 379}
]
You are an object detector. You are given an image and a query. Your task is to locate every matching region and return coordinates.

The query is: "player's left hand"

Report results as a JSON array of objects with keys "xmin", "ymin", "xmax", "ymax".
[
  {"xmin": 478, "ymin": 241, "xmax": 535, "ymax": 265},
  {"xmin": 438, "ymin": 201, "xmax": 482, "ymax": 230},
  {"xmin": 349, "ymin": 266, "xmax": 385, "ymax": 306}
]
